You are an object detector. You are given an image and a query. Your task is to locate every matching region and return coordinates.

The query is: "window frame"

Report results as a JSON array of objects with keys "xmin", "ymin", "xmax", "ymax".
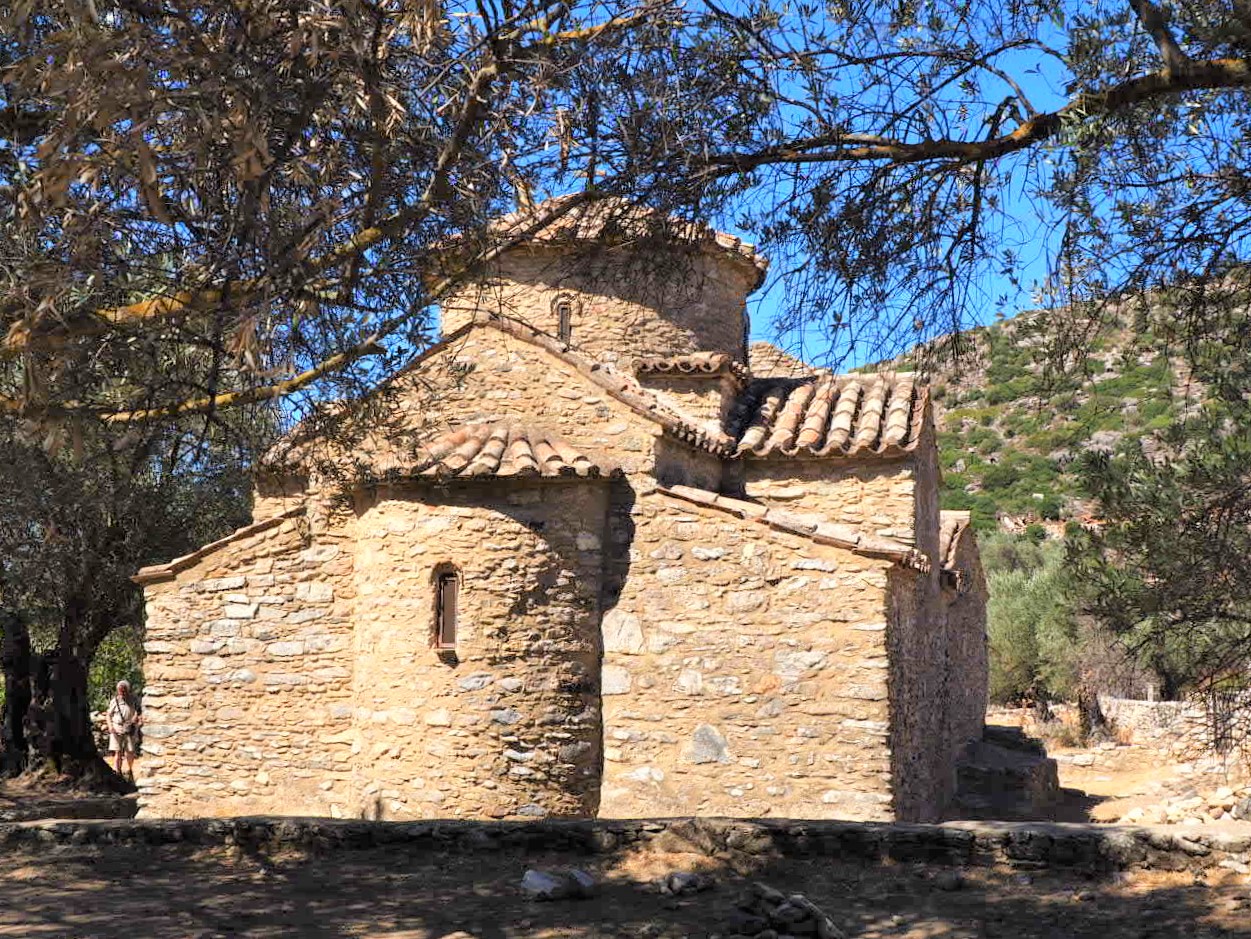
[
  {"xmin": 553, "ymin": 294, "xmax": 576, "ymax": 343},
  {"xmin": 434, "ymin": 569, "xmax": 459, "ymax": 650}
]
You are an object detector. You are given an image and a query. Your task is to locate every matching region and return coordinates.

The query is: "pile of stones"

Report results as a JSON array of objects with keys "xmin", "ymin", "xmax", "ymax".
[
  {"xmin": 656, "ymin": 871, "xmax": 715, "ymax": 896},
  {"xmin": 1118, "ymin": 783, "xmax": 1251, "ymax": 825},
  {"xmin": 724, "ymin": 882, "xmax": 845, "ymax": 939}
]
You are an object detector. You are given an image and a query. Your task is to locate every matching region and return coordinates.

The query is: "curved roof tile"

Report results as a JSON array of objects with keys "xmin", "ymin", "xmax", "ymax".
[
  {"xmin": 373, "ymin": 422, "xmax": 621, "ymax": 480},
  {"xmin": 634, "ymin": 352, "xmax": 750, "ymax": 384},
  {"xmin": 729, "ymin": 373, "xmax": 928, "ymax": 458},
  {"xmin": 939, "ymin": 510, "xmax": 973, "ymax": 569},
  {"xmin": 490, "ymin": 196, "xmax": 769, "ymax": 288}
]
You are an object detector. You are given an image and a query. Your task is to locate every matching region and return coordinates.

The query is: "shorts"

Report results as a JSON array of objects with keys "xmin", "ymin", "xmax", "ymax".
[{"xmin": 109, "ymin": 732, "xmax": 136, "ymax": 756}]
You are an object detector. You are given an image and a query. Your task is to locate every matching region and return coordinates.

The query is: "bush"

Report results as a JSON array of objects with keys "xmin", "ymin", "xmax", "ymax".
[
  {"xmin": 89, "ymin": 626, "xmax": 145, "ymax": 713},
  {"xmin": 987, "ymin": 540, "xmax": 1081, "ymax": 703},
  {"xmin": 979, "ymin": 531, "xmax": 1046, "ymax": 574}
]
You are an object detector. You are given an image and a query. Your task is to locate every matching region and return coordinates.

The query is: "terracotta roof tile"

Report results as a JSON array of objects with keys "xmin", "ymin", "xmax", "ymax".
[
  {"xmin": 939, "ymin": 510, "xmax": 973, "ymax": 569},
  {"xmin": 634, "ymin": 352, "xmax": 749, "ymax": 384},
  {"xmin": 728, "ymin": 372, "xmax": 928, "ymax": 458},
  {"xmin": 373, "ymin": 422, "xmax": 621, "ymax": 480},
  {"xmin": 490, "ymin": 196, "xmax": 769, "ymax": 288}
]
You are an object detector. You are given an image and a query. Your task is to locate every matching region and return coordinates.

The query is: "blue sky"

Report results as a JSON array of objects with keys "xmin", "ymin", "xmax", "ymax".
[{"xmin": 729, "ymin": 33, "xmax": 1076, "ymax": 367}]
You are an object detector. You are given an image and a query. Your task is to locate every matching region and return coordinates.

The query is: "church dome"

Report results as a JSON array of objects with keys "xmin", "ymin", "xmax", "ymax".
[{"xmin": 440, "ymin": 197, "xmax": 767, "ymax": 365}]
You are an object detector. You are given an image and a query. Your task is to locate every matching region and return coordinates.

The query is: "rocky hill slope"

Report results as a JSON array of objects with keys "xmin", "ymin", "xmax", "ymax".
[{"xmin": 906, "ymin": 310, "xmax": 1199, "ymax": 533}]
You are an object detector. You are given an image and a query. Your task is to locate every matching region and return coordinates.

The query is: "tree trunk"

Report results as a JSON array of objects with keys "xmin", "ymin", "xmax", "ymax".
[
  {"xmin": 1077, "ymin": 683, "xmax": 1109, "ymax": 744},
  {"xmin": 1, "ymin": 610, "xmax": 32, "ymax": 777},
  {"xmin": 1160, "ymin": 668, "xmax": 1183, "ymax": 702},
  {"xmin": 16, "ymin": 593, "xmax": 133, "ymax": 793},
  {"xmin": 23, "ymin": 645, "xmax": 128, "ymax": 791}
]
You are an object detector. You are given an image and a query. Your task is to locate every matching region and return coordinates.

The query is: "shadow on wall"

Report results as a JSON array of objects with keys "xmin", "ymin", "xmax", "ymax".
[{"xmin": 594, "ymin": 477, "xmax": 638, "ymax": 813}]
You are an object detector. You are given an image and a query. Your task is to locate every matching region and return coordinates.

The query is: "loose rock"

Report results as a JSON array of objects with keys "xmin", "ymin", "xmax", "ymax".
[
  {"xmin": 726, "ymin": 882, "xmax": 845, "ymax": 939},
  {"xmin": 520, "ymin": 868, "xmax": 596, "ymax": 901},
  {"xmin": 659, "ymin": 871, "xmax": 715, "ymax": 896}
]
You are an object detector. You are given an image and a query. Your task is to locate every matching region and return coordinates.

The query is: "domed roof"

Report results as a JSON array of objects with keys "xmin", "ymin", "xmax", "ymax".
[{"xmin": 487, "ymin": 195, "xmax": 768, "ymax": 290}]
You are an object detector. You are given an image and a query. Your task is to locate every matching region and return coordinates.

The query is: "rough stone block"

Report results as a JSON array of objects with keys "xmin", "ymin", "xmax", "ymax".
[
  {"xmin": 683, "ymin": 724, "xmax": 731, "ymax": 764},
  {"xmin": 602, "ymin": 665, "xmax": 632, "ymax": 695},
  {"xmin": 602, "ymin": 610, "xmax": 645, "ymax": 655}
]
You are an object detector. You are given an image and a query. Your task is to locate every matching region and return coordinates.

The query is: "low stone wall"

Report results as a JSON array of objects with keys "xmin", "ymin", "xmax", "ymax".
[
  {"xmin": 1098, "ymin": 696, "xmax": 1250, "ymax": 770},
  {"xmin": 2, "ymin": 816, "xmax": 1247, "ymax": 874}
]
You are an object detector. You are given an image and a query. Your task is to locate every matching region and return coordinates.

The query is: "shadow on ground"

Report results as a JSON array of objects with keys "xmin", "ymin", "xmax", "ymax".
[{"xmin": 0, "ymin": 836, "xmax": 1247, "ymax": 939}]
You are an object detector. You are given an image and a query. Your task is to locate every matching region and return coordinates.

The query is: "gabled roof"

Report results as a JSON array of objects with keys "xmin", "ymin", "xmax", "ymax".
[
  {"xmin": 454, "ymin": 317, "xmax": 734, "ymax": 455},
  {"xmin": 372, "ymin": 422, "xmax": 620, "ymax": 480},
  {"xmin": 728, "ymin": 372, "xmax": 927, "ymax": 458},
  {"xmin": 270, "ymin": 315, "xmax": 735, "ymax": 466}
]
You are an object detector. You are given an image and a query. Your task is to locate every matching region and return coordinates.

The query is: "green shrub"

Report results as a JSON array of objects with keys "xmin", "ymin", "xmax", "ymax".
[
  {"xmin": 89, "ymin": 626, "xmax": 145, "ymax": 713},
  {"xmin": 987, "ymin": 542, "xmax": 1081, "ymax": 703},
  {"xmin": 979, "ymin": 531, "xmax": 1046, "ymax": 574}
]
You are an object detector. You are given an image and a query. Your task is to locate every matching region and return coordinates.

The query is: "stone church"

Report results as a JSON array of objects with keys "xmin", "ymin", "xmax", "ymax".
[{"xmin": 134, "ymin": 200, "xmax": 988, "ymax": 823}]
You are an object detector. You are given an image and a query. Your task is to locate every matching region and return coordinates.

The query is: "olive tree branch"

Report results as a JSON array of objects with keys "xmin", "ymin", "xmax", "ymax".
[
  {"xmin": 1129, "ymin": 0, "xmax": 1190, "ymax": 76},
  {"xmin": 704, "ymin": 57, "xmax": 1251, "ymax": 172}
]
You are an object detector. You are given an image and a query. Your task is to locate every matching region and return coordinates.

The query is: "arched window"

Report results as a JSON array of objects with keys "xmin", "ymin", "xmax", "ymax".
[
  {"xmin": 553, "ymin": 294, "xmax": 577, "ymax": 343},
  {"xmin": 434, "ymin": 568, "xmax": 459, "ymax": 650}
]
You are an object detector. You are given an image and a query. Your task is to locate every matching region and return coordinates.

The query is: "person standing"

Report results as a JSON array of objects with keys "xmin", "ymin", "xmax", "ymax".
[{"xmin": 107, "ymin": 680, "xmax": 140, "ymax": 780}]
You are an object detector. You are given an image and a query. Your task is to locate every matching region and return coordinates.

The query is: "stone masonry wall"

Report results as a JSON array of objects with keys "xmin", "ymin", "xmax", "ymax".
[
  {"xmin": 1098, "ymin": 695, "xmax": 1251, "ymax": 769},
  {"xmin": 140, "ymin": 319, "xmax": 965, "ymax": 822},
  {"xmin": 362, "ymin": 327, "xmax": 667, "ymax": 479},
  {"xmin": 441, "ymin": 249, "xmax": 754, "ymax": 364},
  {"xmin": 251, "ymin": 473, "xmax": 308, "ymax": 525},
  {"xmin": 344, "ymin": 479, "xmax": 608, "ymax": 821},
  {"xmin": 596, "ymin": 491, "xmax": 899, "ymax": 821},
  {"xmin": 742, "ymin": 458, "xmax": 920, "ymax": 548},
  {"xmin": 652, "ymin": 437, "xmax": 724, "ymax": 492},
  {"xmin": 8, "ymin": 816, "xmax": 1249, "ymax": 876},
  {"xmin": 944, "ymin": 531, "xmax": 989, "ymax": 764},
  {"xmin": 634, "ymin": 373, "xmax": 741, "ymax": 429},
  {"xmin": 883, "ymin": 433, "xmax": 950, "ymax": 823},
  {"xmin": 138, "ymin": 511, "xmax": 355, "ymax": 818}
]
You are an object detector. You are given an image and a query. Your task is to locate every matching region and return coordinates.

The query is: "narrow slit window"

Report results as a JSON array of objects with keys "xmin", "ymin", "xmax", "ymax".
[
  {"xmin": 556, "ymin": 299, "xmax": 573, "ymax": 342},
  {"xmin": 436, "ymin": 572, "xmax": 458, "ymax": 649}
]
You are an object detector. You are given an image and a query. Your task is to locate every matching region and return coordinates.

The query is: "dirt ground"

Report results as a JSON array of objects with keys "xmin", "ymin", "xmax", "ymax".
[
  {"xmin": 0, "ymin": 774, "xmax": 135, "ymax": 824},
  {"xmin": 1049, "ymin": 742, "xmax": 1251, "ymax": 831},
  {"xmin": 2, "ymin": 745, "xmax": 1250, "ymax": 938},
  {"xmin": 0, "ymin": 840, "xmax": 1249, "ymax": 939}
]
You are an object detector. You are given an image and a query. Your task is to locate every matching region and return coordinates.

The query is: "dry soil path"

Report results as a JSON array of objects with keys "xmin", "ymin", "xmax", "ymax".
[{"xmin": 1, "ymin": 842, "xmax": 1249, "ymax": 939}]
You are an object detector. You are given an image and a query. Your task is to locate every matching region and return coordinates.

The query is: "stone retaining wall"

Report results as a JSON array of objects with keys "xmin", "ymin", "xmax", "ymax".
[
  {"xmin": 2, "ymin": 816, "xmax": 1247, "ymax": 874},
  {"xmin": 1099, "ymin": 696, "xmax": 1250, "ymax": 768}
]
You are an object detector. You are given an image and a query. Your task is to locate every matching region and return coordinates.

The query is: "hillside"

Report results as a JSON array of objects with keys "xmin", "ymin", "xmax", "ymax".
[{"xmin": 910, "ymin": 311, "xmax": 1197, "ymax": 533}]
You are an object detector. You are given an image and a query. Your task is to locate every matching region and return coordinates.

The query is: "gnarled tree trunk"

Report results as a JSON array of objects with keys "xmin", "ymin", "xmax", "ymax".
[
  {"xmin": 1, "ymin": 610, "xmax": 32, "ymax": 777},
  {"xmin": 22, "ymin": 645, "xmax": 129, "ymax": 791},
  {"xmin": 1077, "ymin": 681, "xmax": 1109, "ymax": 744},
  {"xmin": 8, "ymin": 598, "xmax": 131, "ymax": 792}
]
